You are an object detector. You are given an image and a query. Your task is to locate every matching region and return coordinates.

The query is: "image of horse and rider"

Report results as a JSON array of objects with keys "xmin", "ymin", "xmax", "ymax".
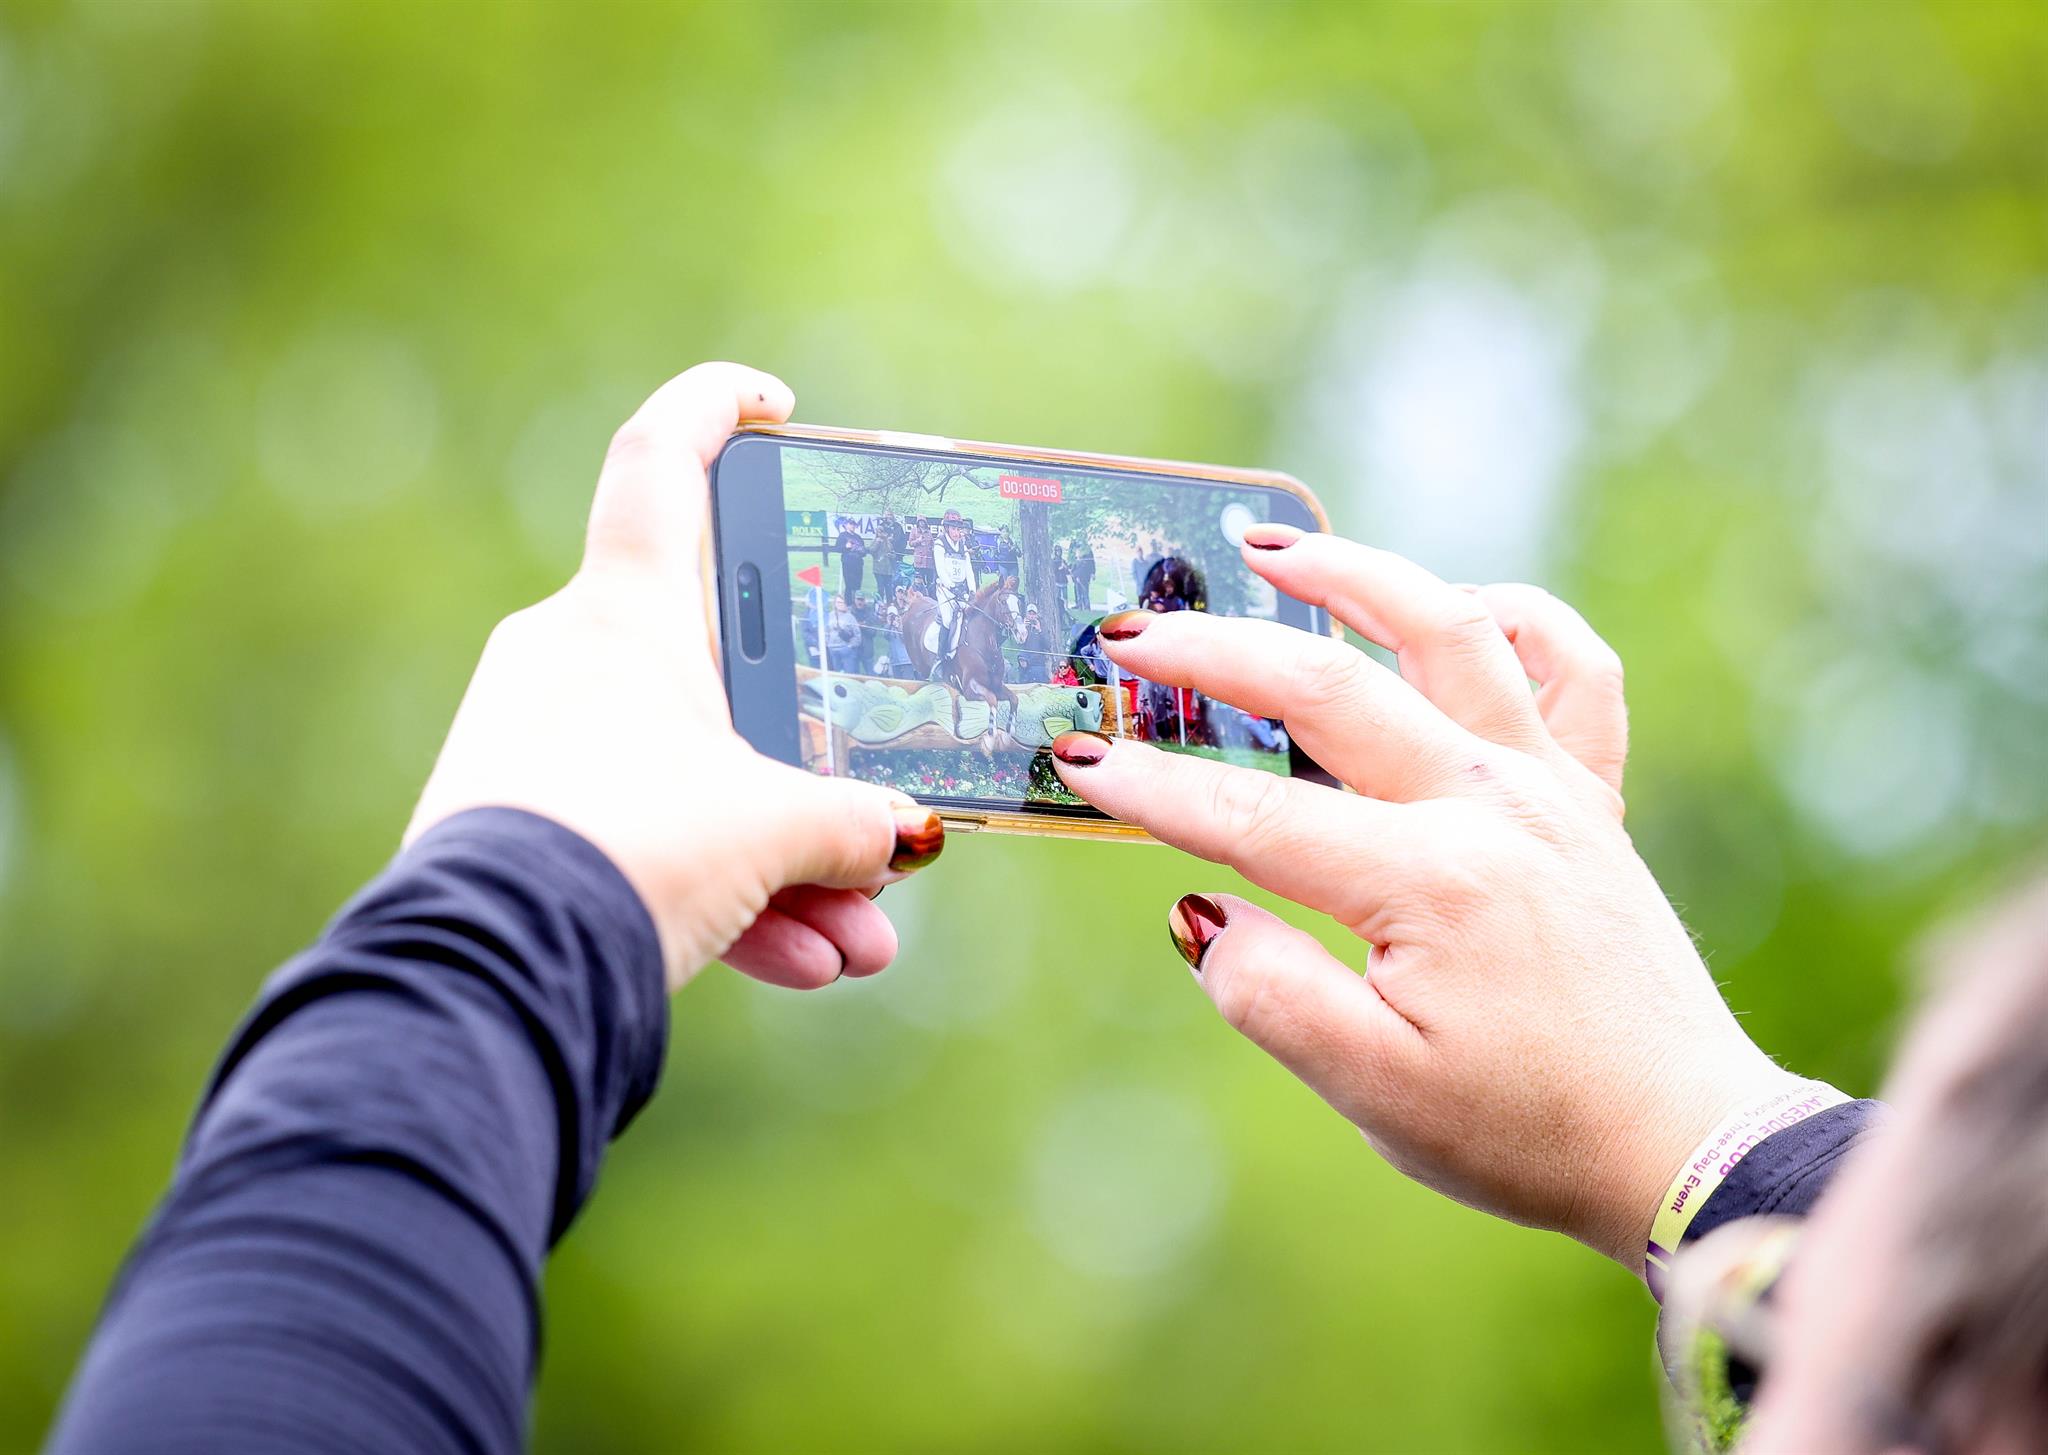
[
  {"xmin": 781, "ymin": 445, "xmax": 1288, "ymax": 757},
  {"xmin": 802, "ymin": 508, "xmax": 1081, "ymax": 710},
  {"xmin": 898, "ymin": 509, "xmax": 1023, "ymax": 704}
]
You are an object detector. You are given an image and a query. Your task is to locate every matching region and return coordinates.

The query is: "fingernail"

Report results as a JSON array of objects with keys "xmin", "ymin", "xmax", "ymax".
[
  {"xmin": 1097, "ymin": 610, "xmax": 1150, "ymax": 641},
  {"xmin": 1167, "ymin": 894, "xmax": 1228, "ymax": 974},
  {"xmin": 889, "ymin": 807, "xmax": 945, "ymax": 873},
  {"xmin": 866, "ymin": 885, "xmax": 886, "ymax": 900},
  {"xmin": 1051, "ymin": 730, "xmax": 1113, "ymax": 766},
  {"xmin": 832, "ymin": 952, "xmax": 847, "ymax": 984},
  {"xmin": 1242, "ymin": 522, "xmax": 1304, "ymax": 552}
]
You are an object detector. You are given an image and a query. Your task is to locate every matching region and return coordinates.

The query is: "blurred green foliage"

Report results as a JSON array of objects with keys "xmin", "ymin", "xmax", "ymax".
[{"xmin": 2, "ymin": 1, "xmax": 2044, "ymax": 1450}]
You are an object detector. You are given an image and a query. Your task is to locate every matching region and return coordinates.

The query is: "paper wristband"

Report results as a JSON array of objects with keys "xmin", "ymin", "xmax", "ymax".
[{"xmin": 1644, "ymin": 1080, "xmax": 1851, "ymax": 1299}]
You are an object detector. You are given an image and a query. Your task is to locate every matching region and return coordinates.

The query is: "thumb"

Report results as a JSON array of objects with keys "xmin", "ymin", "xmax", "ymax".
[
  {"xmin": 584, "ymin": 362, "xmax": 796, "ymax": 582},
  {"xmin": 759, "ymin": 767, "xmax": 946, "ymax": 892},
  {"xmin": 1167, "ymin": 893, "xmax": 1423, "ymax": 1120}
]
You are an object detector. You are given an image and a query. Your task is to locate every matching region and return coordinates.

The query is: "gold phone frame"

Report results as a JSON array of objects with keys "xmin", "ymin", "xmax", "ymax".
[{"xmin": 709, "ymin": 422, "xmax": 1338, "ymax": 844}]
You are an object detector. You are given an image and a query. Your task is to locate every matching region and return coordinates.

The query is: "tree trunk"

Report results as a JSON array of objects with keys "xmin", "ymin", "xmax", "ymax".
[{"xmin": 1017, "ymin": 500, "xmax": 1057, "ymax": 635}]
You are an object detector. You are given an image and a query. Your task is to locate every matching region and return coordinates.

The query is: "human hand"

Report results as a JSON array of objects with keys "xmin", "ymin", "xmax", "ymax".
[
  {"xmin": 1051, "ymin": 527, "xmax": 1790, "ymax": 1271},
  {"xmin": 406, "ymin": 363, "xmax": 944, "ymax": 993}
]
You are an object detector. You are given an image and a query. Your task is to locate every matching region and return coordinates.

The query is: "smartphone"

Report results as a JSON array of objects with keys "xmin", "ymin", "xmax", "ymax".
[{"xmin": 710, "ymin": 425, "xmax": 1337, "ymax": 840}]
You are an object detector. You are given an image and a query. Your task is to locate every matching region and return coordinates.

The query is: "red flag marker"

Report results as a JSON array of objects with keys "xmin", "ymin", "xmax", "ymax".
[{"xmin": 795, "ymin": 564, "xmax": 824, "ymax": 587}]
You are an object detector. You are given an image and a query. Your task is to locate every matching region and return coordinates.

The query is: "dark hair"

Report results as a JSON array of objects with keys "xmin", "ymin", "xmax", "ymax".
[
  {"xmin": 1879, "ymin": 877, "xmax": 2048, "ymax": 1451},
  {"xmin": 1139, "ymin": 556, "xmax": 1207, "ymax": 613}
]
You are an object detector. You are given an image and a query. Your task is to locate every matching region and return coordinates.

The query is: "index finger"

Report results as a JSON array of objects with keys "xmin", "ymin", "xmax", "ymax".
[
  {"xmin": 584, "ymin": 362, "xmax": 796, "ymax": 580},
  {"xmin": 1241, "ymin": 527, "xmax": 1546, "ymax": 754},
  {"xmin": 1049, "ymin": 731, "xmax": 1431, "ymax": 932},
  {"xmin": 1091, "ymin": 609, "xmax": 1489, "ymax": 802}
]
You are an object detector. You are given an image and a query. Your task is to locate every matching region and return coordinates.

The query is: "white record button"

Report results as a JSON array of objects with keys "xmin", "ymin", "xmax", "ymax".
[{"xmin": 1219, "ymin": 502, "xmax": 1255, "ymax": 547}]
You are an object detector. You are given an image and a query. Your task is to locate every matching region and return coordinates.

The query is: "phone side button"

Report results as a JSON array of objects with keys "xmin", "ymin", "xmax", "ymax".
[
  {"xmin": 936, "ymin": 813, "xmax": 985, "ymax": 834},
  {"xmin": 875, "ymin": 430, "xmax": 953, "ymax": 452}
]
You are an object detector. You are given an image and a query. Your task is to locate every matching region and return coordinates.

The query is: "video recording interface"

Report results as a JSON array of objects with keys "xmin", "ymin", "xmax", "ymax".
[{"xmin": 776, "ymin": 443, "xmax": 1300, "ymax": 811}]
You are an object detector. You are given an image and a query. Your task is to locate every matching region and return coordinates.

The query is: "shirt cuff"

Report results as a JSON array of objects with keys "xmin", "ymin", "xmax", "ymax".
[{"xmin": 1679, "ymin": 1100, "xmax": 1884, "ymax": 1250}]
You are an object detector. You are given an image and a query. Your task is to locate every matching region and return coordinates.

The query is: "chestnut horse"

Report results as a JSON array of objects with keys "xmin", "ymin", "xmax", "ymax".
[{"xmin": 900, "ymin": 576, "xmax": 1023, "ymax": 706}]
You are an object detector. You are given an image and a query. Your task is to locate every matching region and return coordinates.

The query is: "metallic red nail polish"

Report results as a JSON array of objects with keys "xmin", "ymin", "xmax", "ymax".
[
  {"xmin": 1167, "ymin": 894, "xmax": 1228, "ymax": 972},
  {"xmin": 1051, "ymin": 731, "xmax": 1113, "ymax": 766},
  {"xmin": 1097, "ymin": 610, "xmax": 1151, "ymax": 641},
  {"xmin": 1242, "ymin": 522, "xmax": 1304, "ymax": 552},
  {"xmin": 889, "ymin": 807, "xmax": 944, "ymax": 873}
]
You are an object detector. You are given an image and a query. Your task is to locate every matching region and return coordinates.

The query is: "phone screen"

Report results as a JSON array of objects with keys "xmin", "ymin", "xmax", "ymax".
[{"xmin": 715, "ymin": 435, "xmax": 1330, "ymax": 819}]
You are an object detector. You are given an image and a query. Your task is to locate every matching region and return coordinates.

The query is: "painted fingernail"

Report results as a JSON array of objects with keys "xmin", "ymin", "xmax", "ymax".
[
  {"xmin": 1243, "ymin": 522, "xmax": 1304, "ymax": 551},
  {"xmin": 1051, "ymin": 730, "xmax": 1113, "ymax": 766},
  {"xmin": 1097, "ymin": 610, "xmax": 1151, "ymax": 641},
  {"xmin": 1167, "ymin": 894, "xmax": 1228, "ymax": 973},
  {"xmin": 889, "ymin": 807, "xmax": 945, "ymax": 873}
]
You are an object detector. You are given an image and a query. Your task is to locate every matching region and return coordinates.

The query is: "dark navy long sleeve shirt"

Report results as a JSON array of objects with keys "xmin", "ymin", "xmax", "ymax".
[{"xmin": 46, "ymin": 809, "xmax": 668, "ymax": 1455}]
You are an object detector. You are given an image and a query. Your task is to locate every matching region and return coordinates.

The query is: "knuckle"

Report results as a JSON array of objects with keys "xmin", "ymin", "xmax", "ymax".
[
  {"xmin": 1204, "ymin": 946, "xmax": 1312, "ymax": 1056},
  {"xmin": 1206, "ymin": 768, "xmax": 1294, "ymax": 854},
  {"xmin": 1588, "ymin": 645, "xmax": 1626, "ymax": 694},
  {"xmin": 606, "ymin": 418, "xmax": 657, "ymax": 467},
  {"xmin": 1552, "ymin": 749, "xmax": 1627, "ymax": 819},
  {"xmin": 1430, "ymin": 756, "xmax": 1580, "ymax": 854},
  {"xmin": 1486, "ymin": 758, "xmax": 1578, "ymax": 847},
  {"xmin": 1433, "ymin": 599, "xmax": 1506, "ymax": 656},
  {"xmin": 1288, "ymin": 637, "xmax": 1366, "ymax": 714},
  {"xmin": 1490, "ymin": 581, "xmax": 1546, "ymax": 613}
]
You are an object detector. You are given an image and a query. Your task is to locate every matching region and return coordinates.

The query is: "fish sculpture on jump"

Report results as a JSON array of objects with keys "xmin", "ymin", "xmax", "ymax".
[{"xmin": 798, "ymin": 669, "xmax": 1106, "ymax": 758}]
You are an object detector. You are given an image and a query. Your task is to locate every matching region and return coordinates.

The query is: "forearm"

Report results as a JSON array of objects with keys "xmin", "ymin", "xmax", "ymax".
[{"xmin": 47, "ymin": 809, "xmax": 667, "ymax": 1455}]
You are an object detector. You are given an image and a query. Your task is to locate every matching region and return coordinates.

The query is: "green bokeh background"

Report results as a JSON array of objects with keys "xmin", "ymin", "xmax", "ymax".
[{"xmin": 2, "ymin": 1, "xmax": 2044, "ymax": 1450}]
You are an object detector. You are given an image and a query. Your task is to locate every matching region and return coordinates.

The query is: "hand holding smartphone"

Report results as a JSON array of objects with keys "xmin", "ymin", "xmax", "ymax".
[{"xmin": 712, "ymin": 427, "xmax": 1337, "ymax": 839}]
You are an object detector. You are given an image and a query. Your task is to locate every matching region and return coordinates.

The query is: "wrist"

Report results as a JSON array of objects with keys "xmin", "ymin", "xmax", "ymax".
[
  {"xmin": 1572, "ymin": 1052, "xmax": 1800, "ymax": 1273},
  {"xmin": 1536, "ymin": 903, "xmax": 1799, "ymax": 1268}
]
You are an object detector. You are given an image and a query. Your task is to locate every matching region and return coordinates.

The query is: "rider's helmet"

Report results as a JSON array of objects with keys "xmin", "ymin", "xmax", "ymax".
[{"xmin": 941, "ymin": 508, "xmax": 967, "ymax": 538}]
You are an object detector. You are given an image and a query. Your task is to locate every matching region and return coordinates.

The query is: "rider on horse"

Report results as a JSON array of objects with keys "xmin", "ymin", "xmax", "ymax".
[{"xmin": 929, "ymin": 507, "xmax": 978, "ymax": 681}]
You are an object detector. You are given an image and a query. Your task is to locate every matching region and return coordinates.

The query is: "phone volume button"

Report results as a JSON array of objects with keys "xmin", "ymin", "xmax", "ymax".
[{"xmin": 875, "ymin": 430, "xmax": 953, "ymax": 452}]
